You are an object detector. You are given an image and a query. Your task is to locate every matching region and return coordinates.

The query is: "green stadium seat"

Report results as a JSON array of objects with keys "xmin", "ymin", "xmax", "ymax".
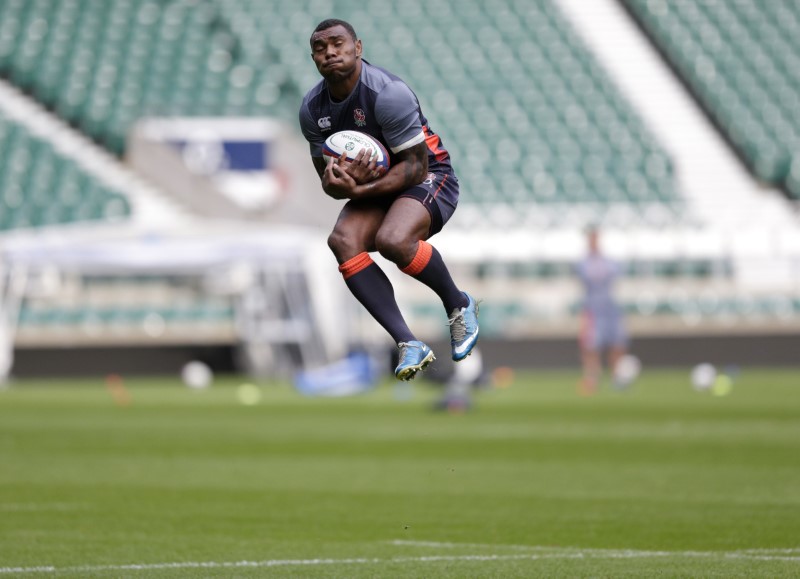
[
  {"xmin": 624, "ymin": 0, "xmax": 800, "ymax": 198},
  {"xmin": 0, "ymin": 113, "xmax": 131, "ymax": 231}
]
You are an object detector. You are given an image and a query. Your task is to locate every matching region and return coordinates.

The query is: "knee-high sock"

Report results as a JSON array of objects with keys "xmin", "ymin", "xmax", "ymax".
[
  {"xmin": 400, "ymin": 241, "xmax": 468, "ymax": 313},
  {"xmin": 339, "ymin": 252, "xmax": 415, "ymax": 344}
]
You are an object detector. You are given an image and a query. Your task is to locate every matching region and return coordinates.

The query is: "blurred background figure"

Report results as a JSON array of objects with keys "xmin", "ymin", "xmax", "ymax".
[
  {"xmin": 575, "ymin": 226, "xmax": 631, "ymax": 395},
  {"xmin": 431, "ymin": 347, "xmax": 487, "ymax": 412}
]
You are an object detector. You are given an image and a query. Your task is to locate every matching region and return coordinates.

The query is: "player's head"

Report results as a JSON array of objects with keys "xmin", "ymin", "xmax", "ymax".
[
  {"xmin": 312, "ymin": 19, "xmax": 357, "ymax": 43},
  {"xmin": 310, "ymin": 19, "xmax": 362, "ymax": 81}
]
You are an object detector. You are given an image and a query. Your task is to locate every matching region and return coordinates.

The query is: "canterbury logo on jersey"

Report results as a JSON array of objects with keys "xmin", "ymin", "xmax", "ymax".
[{"xmin": 318, "ymin": 116, "xmax": 331, "ymax": 130}]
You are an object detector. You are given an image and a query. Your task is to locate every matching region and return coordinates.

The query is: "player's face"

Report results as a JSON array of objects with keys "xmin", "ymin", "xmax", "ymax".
[{"xmin": 310, "ymin": 25, "xmax": 362, "ymax": 82}]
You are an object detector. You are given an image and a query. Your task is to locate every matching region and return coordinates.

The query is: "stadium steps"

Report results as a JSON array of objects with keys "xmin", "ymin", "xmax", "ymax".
[
  {"xmin": 557, "ymin": 0, "xmax": 800, "ymax": 233},
  {"xmin": 620, "ymin": 0, "xmax": 800, "ymax": 200}
]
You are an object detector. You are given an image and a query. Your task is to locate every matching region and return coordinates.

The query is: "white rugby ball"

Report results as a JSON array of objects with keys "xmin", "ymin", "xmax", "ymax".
[
  {"xmin": 691, "ymin": 363, "xmax": 717, "ymax": 391},
  {"xmin": 181, "ymin": 360, "xmax": 212, "ymax": 389},
  {"xmin": 322, "ymin": 130, "xmax": 390, "ymax": 170},
  {"xmin": 613, "ymin": 354, "xmax": 641, "ymax": 388}
]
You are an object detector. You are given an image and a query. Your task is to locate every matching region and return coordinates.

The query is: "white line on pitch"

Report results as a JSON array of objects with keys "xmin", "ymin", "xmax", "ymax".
[
  {"xmin": 389, "ymin": 540, "xmax": 800, "ymax": 561},
  {"xmin": 2, "ymin": 548, "xmax": 799, "ymax": 575},
  {"xmin": 0, "ymin": 559, "xmax": 379, "ymax": 575},
  {"xmin": 391, "ymin": 539, "xmax": 557, "ymax": 551}
]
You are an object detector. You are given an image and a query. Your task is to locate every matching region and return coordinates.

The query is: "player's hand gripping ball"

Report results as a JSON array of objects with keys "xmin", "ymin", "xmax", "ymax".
[{"xmin": 323, "ymin": 130, "xmax": 390, "ymax": 177}]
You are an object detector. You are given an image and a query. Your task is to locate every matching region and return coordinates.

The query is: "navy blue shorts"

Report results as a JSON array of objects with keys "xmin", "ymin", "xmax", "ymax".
[
  {"xmin": 398, "ymin": 171, "xmax": 459, "ymax": 237},
  {"xmin": 343, "ymin": 172, "xmax": 459, "ymax": 238}
]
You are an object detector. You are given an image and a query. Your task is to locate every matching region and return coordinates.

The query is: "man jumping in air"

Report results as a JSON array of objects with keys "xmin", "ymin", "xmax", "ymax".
[{"xmin": 298, "ymin": 19, "xmax": 479, "ymax": 381}]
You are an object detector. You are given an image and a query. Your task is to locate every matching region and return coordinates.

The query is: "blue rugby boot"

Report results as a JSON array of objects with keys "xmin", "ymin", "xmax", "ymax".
[
  {"xmin": 395, "ymin": 340, "xmax": 435, "ymax": 381},
  {"xmin": 448, "ymin": 292, "xmax": 480, "ymax": 361}
]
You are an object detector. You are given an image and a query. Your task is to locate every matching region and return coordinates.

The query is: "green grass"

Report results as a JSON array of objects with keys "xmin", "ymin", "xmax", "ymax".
[{"xmin": 1, "ymin": 369, "xmax": 799, "ymax": 577}]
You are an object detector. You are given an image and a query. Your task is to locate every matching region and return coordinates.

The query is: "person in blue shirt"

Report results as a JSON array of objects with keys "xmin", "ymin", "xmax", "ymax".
[
  {"xmin": 575, "ymin": 226, "xmax": 630, "ymax": 394},
  {"xmin": 299, "ymin": 19, "xmax": 479, "ymax": 381}
]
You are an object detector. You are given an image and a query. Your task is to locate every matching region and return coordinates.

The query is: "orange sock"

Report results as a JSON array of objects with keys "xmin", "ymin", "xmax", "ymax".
[
  {"xmin": 399, "ymin": 241, "xmax": 467, "ymax": 312},
  {"xmin": 338, "ymin": 252, "xmax": 374, "ymax": 280},
  {"xmin": 400, "ymin": 240, "xmax": 433, "ymax": 275}
]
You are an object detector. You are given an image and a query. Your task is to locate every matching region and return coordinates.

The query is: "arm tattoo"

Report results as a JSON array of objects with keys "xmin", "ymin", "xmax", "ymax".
[{"xmin": 397, "ymin": 142, "xmax": 428, "ymax": 187}]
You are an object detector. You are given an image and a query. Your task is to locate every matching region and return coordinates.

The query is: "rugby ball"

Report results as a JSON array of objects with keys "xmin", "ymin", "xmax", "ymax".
[
  {"xmin": 691, "ymin": 363, "xmax": 717, "ymax": 391},
  {"xmin": 613, "ymin": 354, "xmax": 641, "ymax": 389},
  {"xmin": 322, "ymin": 130, "xmax": 390, "ymax": 170}
]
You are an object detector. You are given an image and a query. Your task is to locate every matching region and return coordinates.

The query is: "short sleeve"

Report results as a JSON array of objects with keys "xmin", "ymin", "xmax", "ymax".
[
  {"xmin": 299, "ymin": 101, "xmax": 324, "ymax": 157},
  {"xmin": 374, "ymin": 81, "xmax": 425, "ymax": 153}
]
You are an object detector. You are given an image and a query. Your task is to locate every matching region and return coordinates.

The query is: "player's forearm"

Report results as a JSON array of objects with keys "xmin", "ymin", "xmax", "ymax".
[
  {"xmin": 354, "ymin": 150, "xmax": 428, "ymax": 198},
  {"xmin": 320, "ymin": 177, "xmax": 349, "ymax": 200}
]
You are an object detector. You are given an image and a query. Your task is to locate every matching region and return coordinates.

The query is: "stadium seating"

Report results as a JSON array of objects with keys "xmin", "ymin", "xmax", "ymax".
[
  {"xmin": 0, "ymin": 0, "xmax": 297, "ymax": 153},
  {"xmin": 622, "ymin": 0, "xmax": 800, "ymax": 198},
  {"xmin": 15, "ymin": 275, "xmax": 234, "ymax": 345},
  {"xmin": 0, "ymin": 110, "xmax": 130, "ymax": 231},
  {"xmin": 0, "ymin": 0, "xmax": 683, "ymax": 224}
]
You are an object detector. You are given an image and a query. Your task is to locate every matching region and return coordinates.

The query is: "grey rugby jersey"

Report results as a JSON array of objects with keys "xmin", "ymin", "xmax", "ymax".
[{"xmin": 299, "ymin": 60, "xmax": 453, "ymax": 174}]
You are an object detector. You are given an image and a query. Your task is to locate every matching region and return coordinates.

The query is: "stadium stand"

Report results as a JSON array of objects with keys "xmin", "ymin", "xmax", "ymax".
[
  {"xmin": 0, "ymin": 109, "xmax": 130, "ymax": 231},
  {"xmin": 622, "ymin": 0, "xmax": 800, "ymax": 199},
  {"xmin": 0, "ymin": 0, "xmax": 299, "ymax": 154},
  {"xmin": 14, "ymin": 274, "xmax": 235, "ymax": 347},
  {"xmin": 0, "ymin": 0, "xmax": 683, "ymax": 226},
  {"xmin": 0, "ymin": 75, "xmax": 188, "ymax": 233}
]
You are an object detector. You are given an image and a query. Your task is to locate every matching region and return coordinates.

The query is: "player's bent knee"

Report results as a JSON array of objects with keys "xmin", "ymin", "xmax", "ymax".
[
  {"xmin": 328, "ymin": 228, "xmax": 373, "ymax": 263},
  {"xmin": 375, "ymin": 229, "xmax": 416, "ymax": 264},
  {"xmin": 327, "ymin": 229, "xmax": 352, "ymax": 260}
]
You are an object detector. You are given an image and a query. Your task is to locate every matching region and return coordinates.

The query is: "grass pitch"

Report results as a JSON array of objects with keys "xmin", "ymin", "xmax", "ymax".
[{"xmin": 1, "ymin": 368, "xmax": 799, "ymax": 577}]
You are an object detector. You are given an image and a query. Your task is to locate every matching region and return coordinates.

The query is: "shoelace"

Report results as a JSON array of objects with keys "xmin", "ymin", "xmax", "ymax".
[
  {"xmin": 397, "ymin": 342, "xmax": 415, "ymax": 361},
  {"xmin": 447, "ymin": 309, "xmax": 467, "ymax": 342}
]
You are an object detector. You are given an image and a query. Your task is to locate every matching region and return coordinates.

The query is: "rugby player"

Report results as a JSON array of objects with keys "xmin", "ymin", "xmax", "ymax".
[
  {"xmin": 298, "ymin": 19, "xmax": 479, "ymax": 381},
  {"xmin": 576, "ymin": 227, "xmax": 629, "ymax": 393}
]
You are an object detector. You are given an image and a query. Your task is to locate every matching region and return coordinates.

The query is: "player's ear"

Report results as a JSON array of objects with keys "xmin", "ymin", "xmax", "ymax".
[{"xmin": 355, "ymin": 39, "xmax": 362, "ymax": 58}]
